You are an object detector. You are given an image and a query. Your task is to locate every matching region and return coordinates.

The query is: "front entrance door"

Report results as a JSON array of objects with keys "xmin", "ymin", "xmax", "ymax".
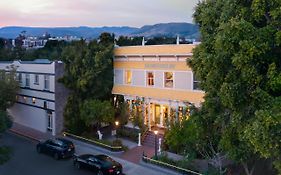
[
  {"xmin": 47, "ymin": 111, "xmax": 53, "ymax": 132},
  {"xmin": 155, "ymin": 105, "xmax": 161, "ymax": 126}
]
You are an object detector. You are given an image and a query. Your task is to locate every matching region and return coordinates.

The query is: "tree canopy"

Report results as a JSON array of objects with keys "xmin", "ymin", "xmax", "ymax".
[
  {"xmin": 60, "ymin": 33, "xmax": 115, "ymax": 134},
  {"xmin": 185, "ymin": 0, "xmax": 281, "ymax": 174},
  {"xmin": 0, "ymin": 66, "xmax": 19, "ymax": 164}
]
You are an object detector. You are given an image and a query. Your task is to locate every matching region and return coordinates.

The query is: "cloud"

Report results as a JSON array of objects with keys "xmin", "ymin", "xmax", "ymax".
[{"xmin": 0, "ymin": 0, "xmax": 199, "ymax": 27}]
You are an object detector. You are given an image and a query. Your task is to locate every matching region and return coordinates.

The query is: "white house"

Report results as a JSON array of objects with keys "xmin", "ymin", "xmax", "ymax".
[{"xmin": 0, "ymin": 59, "xmax": 68, "ymax": 136}]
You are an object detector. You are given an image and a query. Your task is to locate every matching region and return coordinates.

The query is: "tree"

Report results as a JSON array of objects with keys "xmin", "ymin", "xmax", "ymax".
[
  {"xmin": 0, "ymin": 67, "xmax": 20, "ymax": 111},
  {"xmin": 60, "ymin": 33, "xmax": 115, "ymax": 134},
  {"xmin": 80, "ymin": 99, "xmax": 115, "ymax": 128},
  {"xmin": 188, "ymin": 0, "xmax": 281, "ymax": 174},
  {"xmin": 0, "ymin": 66, "xmax": 19, "ymax": 164}
]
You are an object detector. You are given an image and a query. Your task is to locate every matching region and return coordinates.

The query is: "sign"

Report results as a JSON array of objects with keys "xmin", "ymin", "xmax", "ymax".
[{"xmin": 144, "ymin": 63, "xmax": 176, "ymax": 69}]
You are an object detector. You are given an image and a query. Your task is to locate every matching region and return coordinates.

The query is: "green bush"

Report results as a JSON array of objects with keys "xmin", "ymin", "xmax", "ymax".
[
  {"xmin": 117, "ymin": 128, "xmax": 138, "ymax": 142},
  {"xmin": 153, "ymin": 153, "xmax": 194, "ymax": 170},
  {"xmin": 80, "ymin": 132, "xmax": 128, "ymax": 151}
]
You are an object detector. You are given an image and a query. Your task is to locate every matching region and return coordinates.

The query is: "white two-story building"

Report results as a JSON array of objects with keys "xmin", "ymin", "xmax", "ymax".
[{"xmin": 0, "ymin": 59, "xmax": 68, "ymax": 136}]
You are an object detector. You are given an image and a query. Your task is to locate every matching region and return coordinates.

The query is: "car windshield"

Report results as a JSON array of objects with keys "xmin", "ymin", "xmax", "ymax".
[{"xmin": 96, "ymin": 155, "xmax": 115, "ymax": 163}]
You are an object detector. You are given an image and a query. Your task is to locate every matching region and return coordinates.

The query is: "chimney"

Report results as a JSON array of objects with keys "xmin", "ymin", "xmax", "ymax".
[{"xmin": 176, "ymin": 35, "xmax": 180, "ymax": 45}]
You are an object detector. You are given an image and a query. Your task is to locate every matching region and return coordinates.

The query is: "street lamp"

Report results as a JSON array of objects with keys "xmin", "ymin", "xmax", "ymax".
[
  {"xmin": 154, "ymin": 130, "xmax": 158, "ymax": 159},
  {"xmin": 115, "ymin": 121, "xmax": 119, "ymax": 140}
]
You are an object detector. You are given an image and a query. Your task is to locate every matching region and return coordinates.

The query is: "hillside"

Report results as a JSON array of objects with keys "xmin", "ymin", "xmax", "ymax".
[{"xmin": 0, "ymin": 23, "xmax": 199, "ymax": 39}]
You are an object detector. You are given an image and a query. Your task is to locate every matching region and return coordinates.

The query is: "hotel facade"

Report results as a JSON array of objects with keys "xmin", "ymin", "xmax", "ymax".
[
  {"xmin": 112, "ymin": 44, "xmax": 205, "ymax": 130},
  {"xmin": 0, "ymin": 60, "xmax": 68, "ymax": 136}
]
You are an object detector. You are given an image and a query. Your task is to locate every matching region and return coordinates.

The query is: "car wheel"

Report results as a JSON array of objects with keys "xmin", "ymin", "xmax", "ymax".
[
  {"xmin": 54, "ymin": 153, "xmax": 59, "ymax": 160},
  {"xmin": 37, "ymin": 147, "xmax": 41, "ymax": 153},
  {"xmin": 97, "ymin": 170, "xmax": 103, "ymax": 175},
  {"xmin": 74, "ymin": 161, "xmax": 81, "ymax": 169}
]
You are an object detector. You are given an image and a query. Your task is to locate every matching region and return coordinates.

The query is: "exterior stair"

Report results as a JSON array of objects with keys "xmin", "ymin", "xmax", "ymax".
[{"xmin": 142, "ymin": 131, "xmax": 164, "ymax": 147}]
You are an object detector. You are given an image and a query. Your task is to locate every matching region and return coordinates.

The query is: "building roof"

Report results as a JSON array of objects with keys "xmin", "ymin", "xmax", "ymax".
[{"xmin": 114, "ymin": 44, "xmax": 195, "ymax": 56}]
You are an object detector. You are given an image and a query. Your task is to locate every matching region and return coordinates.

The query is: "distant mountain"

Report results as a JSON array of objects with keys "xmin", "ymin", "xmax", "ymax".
[
  {"xmin": 132, "ymin": 23, "xmax": 199, "ymax": 38},
  {"xmin": 0, "ymin": 23, "xmax": 199, "ymax": 39}
]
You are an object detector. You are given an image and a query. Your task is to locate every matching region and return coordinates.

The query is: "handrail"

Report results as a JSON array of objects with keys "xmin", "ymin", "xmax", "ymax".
[
  {"xmin": 141, "ymin": 127, "xmax": 149, "ymax": 144},
  {"xmin": 63, "ymin": 132, "xmax": 123, "ymax": 151},
  {"xmin": 142, "ymin": 155, "xmax": 203, "ymax": 175}
]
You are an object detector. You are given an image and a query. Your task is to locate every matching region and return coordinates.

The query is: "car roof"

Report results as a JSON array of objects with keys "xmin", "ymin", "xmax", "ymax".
[{"xmin": 56, "ymin": 138, "xmax": 73, "ymax": 145}]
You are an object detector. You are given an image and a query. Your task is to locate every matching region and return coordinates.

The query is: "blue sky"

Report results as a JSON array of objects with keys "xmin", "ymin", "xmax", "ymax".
[{"xmin": 0, "ymin": 0, "xmax": 199, "ymax": 27}]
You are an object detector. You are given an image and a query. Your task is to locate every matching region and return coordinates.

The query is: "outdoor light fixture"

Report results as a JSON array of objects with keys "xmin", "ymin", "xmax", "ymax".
[
  {"xmin": 154, "ymin": 130, "xmax": 158, "ymax": 159},
  {"xmin": 115, "ymin": 121, "xmax": 119, "ymax": 141},
  {"xmin": 154, "ymin": 130, "xmax": 158, "ymax": 135}
]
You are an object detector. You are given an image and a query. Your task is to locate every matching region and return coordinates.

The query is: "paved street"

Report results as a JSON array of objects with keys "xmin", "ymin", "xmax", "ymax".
[{"xmin": 0, "ymin": 132, "xmax": 179, "ymax": 175}]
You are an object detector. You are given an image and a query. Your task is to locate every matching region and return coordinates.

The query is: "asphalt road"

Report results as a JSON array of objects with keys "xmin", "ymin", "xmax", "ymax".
[
  {"xmin": 0, "ymin": 132, "xmax": 94, "ymax": 175},
  {"xmin": 0, "ymin": 132, "xmax": 178, "ymax": 175}
]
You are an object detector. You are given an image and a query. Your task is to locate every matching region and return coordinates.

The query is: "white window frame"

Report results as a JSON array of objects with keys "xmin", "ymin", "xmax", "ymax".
[
  {"xmin": 25, "ymin": 74, "xmax": 30, "ymax": 87},
  {"xmin": 34, "ymin": 74, "xmax": 39, "ymax": 85},
  {"xmin": 47, "ymin": 112, "xmax": 53, "ymax": 131},
  {"xmin": 147, "ymin": 71, "xmax": 154, "ymax": 86},
  {"xmin": 44, "ymin": 75, "xmax": 50, "ymax": 90},
  {"xmin": 164, "ymin": 72, "xmax": 173, "ymax": 88}
]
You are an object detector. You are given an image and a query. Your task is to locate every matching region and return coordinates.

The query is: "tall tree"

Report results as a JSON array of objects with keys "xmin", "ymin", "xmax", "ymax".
[
  {"xmin": 188, "ymin": 0, "xmax": 281, "ymax": 174},
  {"xmin": 0, "ymin": 66, "xmax": 19, "ymax": 164},
  {"xmin": 60, "ymin": 33, "xmax": 114, "ymax": 134}
]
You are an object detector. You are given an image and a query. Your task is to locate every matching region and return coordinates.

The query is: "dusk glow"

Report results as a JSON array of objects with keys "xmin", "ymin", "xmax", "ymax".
[{"xmin": 0, "ymin": 0, "xmax": 198, "ymax": 27}]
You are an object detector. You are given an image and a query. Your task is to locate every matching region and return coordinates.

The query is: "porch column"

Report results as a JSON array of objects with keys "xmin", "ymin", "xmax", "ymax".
[
  {"xmin": 168, "ymin": 100, "xmax": 171, "ymax": 127},
  {"xmin": 175, "ymin": 101, "xmax": 179, "ymax": 123},
  {"xmin": 142, "ymin": 98, "xmax": 146, "ymax": 125},
  {"xmin": 148, "ymin": 98, "xmax": 151, "ymax": 131}
]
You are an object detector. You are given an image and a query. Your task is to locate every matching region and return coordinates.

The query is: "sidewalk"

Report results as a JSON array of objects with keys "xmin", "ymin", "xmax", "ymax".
[
  {"xmin": 9, "ymin": 123, "xmax": 155, "ymax": 164},
  {"xmin": 9, "ymin": 122, "xmax": 53, "ymax": 142}
]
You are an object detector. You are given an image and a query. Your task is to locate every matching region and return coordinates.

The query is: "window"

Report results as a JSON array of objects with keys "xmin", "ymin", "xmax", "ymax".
[
  {"xmin": 32, "ymin": 98, "xmax": 36, "ymax": 104},
  {"xmin": 125, "ymin": 70, "xmax": 132, "ymax": 84},
  {"xmin": 164, "ymin": 72, "xmax": 173, "ymax": 88},
  {"xmin": 193, "ymin": 73, "xmax": 201, "ymax": 90},
  {"xmin": 18, "ymin": 73, "xmax": 22, "ymax": 83},
  {"xmin": 25, "ymin": 74, "xmax": 30, "ymax": 87},
  {"xmin": 23, "ymin": 96, "xmax": 27, "ymax": 103},
  {"xmin": 34, "ymin": 74, "xmax": 39, "ymax": 85},
  {"xmin": 147, "ymin": 72, "xmax": 154, "ymax": 86},
  {"xmin": 44, "ymin": 101, "xmax": 48, "ymax": 109},
  {"xmin": 47, "ymin": 111, "xmax": 53, "ymax": 131},
  {"xmin": 44, "ymin": 75, "xmax": 50, "ymax": 90}
]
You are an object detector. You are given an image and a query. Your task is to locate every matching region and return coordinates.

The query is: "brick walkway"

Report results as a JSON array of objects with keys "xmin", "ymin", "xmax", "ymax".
[
  {"xmin": 119, "ymin": 145, "xmax": 154, "ymax": 164},
  {"xmin": 9, "ymin": 122, "xmax": 53, "ymax": 142}
]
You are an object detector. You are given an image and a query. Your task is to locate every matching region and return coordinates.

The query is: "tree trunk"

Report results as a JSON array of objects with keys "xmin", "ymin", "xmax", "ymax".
[{"xmin": 242, "ymin": 162, "xmax": 255, "ymax": 175}]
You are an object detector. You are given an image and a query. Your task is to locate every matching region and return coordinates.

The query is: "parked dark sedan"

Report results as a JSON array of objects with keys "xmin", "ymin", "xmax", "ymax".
[
  {"xmin": 73, "ymin": 154, "xmax": 123, "ymax": 175},
  {"xmin": 36, "ymin": 138, "xmax": 75, "ymax": 159}
]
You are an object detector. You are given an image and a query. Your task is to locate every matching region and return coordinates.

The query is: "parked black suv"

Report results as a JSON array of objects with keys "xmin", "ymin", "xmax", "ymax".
[
  {"xmin": 73, "ymin": 154, "xmax": 123, "ymax": 175},
  {"xmin": 36, "ymin": 138, "xmax": 75, "ymax": 159}
]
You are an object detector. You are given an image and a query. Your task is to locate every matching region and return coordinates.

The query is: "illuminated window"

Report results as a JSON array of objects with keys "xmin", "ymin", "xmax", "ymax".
[
  {"xmin": 32, "ymin": 98, "xmax": 36, "ymax": 104},
  {"xmin": 147, "ymin": 72, "xmax": 154, "ymax": 86},
  {"xmin": 23, "ymin": 96, "xmax": 27, "ymax": 102},
  {"xmin": 164, "ymin": 72, "xmax": 173, "ymax": 88},
  {"xmin": 125, "ymin": 70, "xmax": 132, "ymax": 84}
]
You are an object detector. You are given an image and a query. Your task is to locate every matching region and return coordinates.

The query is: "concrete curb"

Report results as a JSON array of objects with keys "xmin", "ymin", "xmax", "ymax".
[
  {"xmin": 63, "ymin": 135, "xmax": 125, "ymax": 156},
  {"xmin": 139, "ymin": 160, "xmax": 182, "ymax": 175}
]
